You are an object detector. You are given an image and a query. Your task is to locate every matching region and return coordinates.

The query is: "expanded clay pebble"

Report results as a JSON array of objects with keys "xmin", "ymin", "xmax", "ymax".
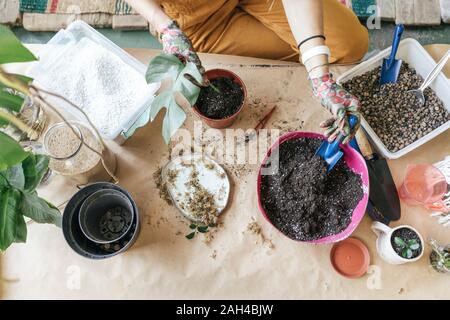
[{"xmin": 343, "ymin": 64, "xmax": 449, "ymax": 153}]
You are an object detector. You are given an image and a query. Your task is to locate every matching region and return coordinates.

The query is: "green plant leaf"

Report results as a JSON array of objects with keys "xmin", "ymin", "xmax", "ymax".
[
  {"xmin": 162, "ymin": 98, "xmax": 186, "ymax": 144},
  {"xmin": 174, "ymin": 62, "xmax": 202, "ymax": 106},
  {"xmin": 189, "ymin": 223, "xmax": 197, "ymax": 229},
  {"xmin": 15, "ymin": 213, "xmax": 27, "ymax": 243},
  {"xmin": 149, "ymin": 90, "xmax": 172, "ymax": 122},
  {"xmin": 20, "ymin": 192, "xmax": 61, "ymax": 227},
  {"xmin": 0, "ymin": 25, "xmax": 37, "ymax": 64},
  {"xmin": 185, "ymin": 231, "xmax": 196, "ymax": 240},
  {"xmin": 22, "ymin": 154, "xmax": 49, "ymax": 192},
  {"xmin": 0, "ymin": 74, "xmax": 32, "ymax": 90},
  {"xmin": 0, "ymin": 188, "xmax": 20, "ymax": 251},
  {"xmin": 146, "ymin": 54, "xmax": 184, "ymax": 84},
  {"xmin": 406, "ymin": 249, "xmax": 413, "ymax": 259},
  {"xmin": 197, "ymin": 225, "xmax": 208, "ymax": 233},
  {"xmin": 409, "ymin": 243, "xmax": 420, "ymax": 251},
  {"xmin": 2, "ymin": 163, "xmax": 25, "ymax": 190},
  {"xmin": 394, "ymin": 236, "xmax": 406, "ymax": 248},
  {"xmin": 0, "ymin": 132, "xmax": 29, "ymax": 171},
  {"xmin": 0, "ymin": 90, "xmax": 24, "ymax": 113}
]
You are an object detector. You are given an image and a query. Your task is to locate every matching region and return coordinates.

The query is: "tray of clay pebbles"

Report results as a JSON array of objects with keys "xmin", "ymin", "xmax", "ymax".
[
  {"xmin": 337, "ymin": 39, "xmax": 450, "ymax": 159},
  {"xmin": 62, "ymin": 182, "xmax": 140, "ymax": 259},
  {"xmin": 162, "ymin": 154, "xmax": 230, "ymax": 225},
  {"xmin": 257, "ymin": 132, "xmax": 369, "ymax": 244}
]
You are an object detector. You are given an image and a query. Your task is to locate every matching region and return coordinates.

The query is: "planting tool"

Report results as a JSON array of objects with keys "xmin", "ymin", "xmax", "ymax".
[
  {"xmin": 315, "ymin": 115, "xmax": 358, "ymax": 172},
  {"xmin": 352, "ymin": 130, "xmax": 401, "ymax": 224},
  {"xmin": 380, "ymin": 24, "xmax": 404, "ymax": 85},
  {"xmin": 408, "ymin": 49, "xmax": 450, "ymax": 107},
  {"xmin": 257, "ymin": 131, "xmax": 369, "ymax": 244},
  {"xmin": 245, "ymin": 105, "xmax": 277, "ymax": 142}
]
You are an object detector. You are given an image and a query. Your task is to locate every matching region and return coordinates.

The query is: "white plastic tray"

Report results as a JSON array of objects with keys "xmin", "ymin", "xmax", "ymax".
[
  {"xmin": 337, "ymin": 38, "xmax": 450, "ymax": 159},
  {"xmin": 29, "ymin": 20, "xmax": 160, "ymax": 142}
]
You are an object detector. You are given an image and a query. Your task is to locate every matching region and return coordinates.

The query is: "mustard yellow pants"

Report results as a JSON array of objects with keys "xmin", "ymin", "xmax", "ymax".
[{"xmin": 159, "ymin": 0, "xmax": 369, "ymax": 63}]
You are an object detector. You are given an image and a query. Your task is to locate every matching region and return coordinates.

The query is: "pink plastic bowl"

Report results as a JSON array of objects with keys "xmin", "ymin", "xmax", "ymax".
[{"xmin": 256, "ymin": 132, "xmax": 369, "ymax": 245}]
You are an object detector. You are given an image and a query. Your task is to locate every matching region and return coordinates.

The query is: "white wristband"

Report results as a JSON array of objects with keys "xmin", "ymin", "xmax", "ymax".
[{"xmin": 301, "ymin": 45, "xmax": 330, "ymax": 65}]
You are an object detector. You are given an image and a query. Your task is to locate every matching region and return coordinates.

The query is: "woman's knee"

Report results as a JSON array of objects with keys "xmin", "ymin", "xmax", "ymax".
[{"xmin": 334, "ymin": 24, "xmax": 369, "ymax": 63}]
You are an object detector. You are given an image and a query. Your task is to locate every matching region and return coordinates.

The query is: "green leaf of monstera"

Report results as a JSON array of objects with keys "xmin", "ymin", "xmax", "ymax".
[
  {"xmin": 22, "ymin": 154, "xmax": 49, "ymax": 192},
  {"xmin": 146, "ymin": 54, "xmax": 184, "ymax": 84},
  {"xmin": 0, "ymin": 132, "xmax": 29, "ymax": 171},
  {"xmin": 20, "ymin": 192, "xmax": 62, "ymax": 227},
  {"xmin": 15, "ymin": 213, "xmax": 27, "ymax": 243},
  {"xmin": 162, "ymin": 98, "xmax": 186, "ymax": 144},
  {"xmin": 0, "ymin": 90, "xmax": 25, "ymax": 113},
  {"xmin": 174, "ymin": 62, "xmax": 202, "ymax": 106},
  {"xmin": 0, "ymin": 188, "xmax": 21, "ymax": 251},
  {"xmin": 0, "ymin": 25, "xmax": 37, "ymax": 64},
  {"xmin": 146, "ymin": 54, "xmax": 203, "ymax": 144}
]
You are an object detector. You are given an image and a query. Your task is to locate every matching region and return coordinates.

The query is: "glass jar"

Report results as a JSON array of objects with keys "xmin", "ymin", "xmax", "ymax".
[
  {"xmin": 43, "ymin": 121, "xmax": 116, "ymax": 185},
  {"xmin": 1, "ymin": 95, "xmax": 47, "ymax": 141}
]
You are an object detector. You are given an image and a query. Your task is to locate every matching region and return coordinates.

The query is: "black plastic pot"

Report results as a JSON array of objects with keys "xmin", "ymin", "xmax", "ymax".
[
  {"xmin": 79, "ymin": 189, "xmax": 134, "ymax": 244},
  {"xmin": 62, "ymin": 182, "xmax": 140, "ymax": 259}
]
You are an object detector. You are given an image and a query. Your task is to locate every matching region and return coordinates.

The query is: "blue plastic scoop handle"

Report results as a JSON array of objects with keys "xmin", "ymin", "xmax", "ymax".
[
  {"xmin": 315, "ymin": 115, "xmax": 358, "ymax": 172},
  {"xmin": 385, "ymin": 24, "xmax": 404, "ymax": 70}
]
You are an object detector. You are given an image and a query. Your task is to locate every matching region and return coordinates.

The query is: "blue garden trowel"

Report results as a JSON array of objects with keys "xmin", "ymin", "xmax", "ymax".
[
  {"xmin": 379, "ymin": 24, "xmax": 404, "ymax": 85},
  {"xmin": 315, "ymin": 115, "xmax": 358, "ymax": 172}
]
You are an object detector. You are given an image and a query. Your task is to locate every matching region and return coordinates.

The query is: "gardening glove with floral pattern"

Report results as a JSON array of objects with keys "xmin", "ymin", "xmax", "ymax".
[
  {"xmin": 310, "ymin": 73, "xmax": 361, "ymax": 144},
  {"xmin": 159, "ymin": 21, "xmax": 209, "ymax": 86}
]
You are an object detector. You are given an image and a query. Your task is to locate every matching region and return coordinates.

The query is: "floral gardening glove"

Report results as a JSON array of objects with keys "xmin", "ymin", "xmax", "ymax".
[
  {"xmin": 160, "ymin": 21, "xmax": 209, "ymax": 86},
  {"xmin": 310, "ymin": 73, "xmax": 361, "ymax": 144}
]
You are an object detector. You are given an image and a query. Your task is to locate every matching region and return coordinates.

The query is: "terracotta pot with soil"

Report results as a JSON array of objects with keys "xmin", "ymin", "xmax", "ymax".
[
  {"xmin": 193, "ymin": 69, "xmax": 247, "ymax": 129},
  {"xmin": 371, "ymin": 222, "xmax": 424, "ymax": 264},
  {"xmin": 257, "ymin": 132, "xmax": 369, "ymax": 244}
]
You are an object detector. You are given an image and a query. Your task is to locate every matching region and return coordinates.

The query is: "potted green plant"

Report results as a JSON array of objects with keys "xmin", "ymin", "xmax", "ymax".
[
  {"xmin": 429, "ymin": 238, "xmax": 450, "ymax": 274},
  {"xmin": 0, "ymin": 25, "xmax": 61, "ymax": 251},
  {"xmin": 144, "ymin": 54, "xmax": 247, "ymax": 142}
]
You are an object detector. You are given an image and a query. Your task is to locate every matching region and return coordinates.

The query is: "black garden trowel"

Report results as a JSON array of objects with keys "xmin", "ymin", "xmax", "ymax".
[{"xmin": 350, "ymin": 130, "xmax": 401, "ymax": 224}]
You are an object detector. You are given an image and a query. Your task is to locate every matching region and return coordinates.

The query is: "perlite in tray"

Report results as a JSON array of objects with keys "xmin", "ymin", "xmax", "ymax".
[{"xmin": 39, "ymin": 37, "xmax": 150, "ymax": 138}]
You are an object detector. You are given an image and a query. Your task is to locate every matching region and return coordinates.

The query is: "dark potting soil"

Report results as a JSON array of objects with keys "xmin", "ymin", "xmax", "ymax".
[
  {"xmin": 391, "ymin": 227, "xmax": 422, "ymax": 259},
  {"xmin": 260, "ymin": 138, "xmax": 364, "ymax": 241},
  {"xmin": 343, "ymin": 63, "xmax": 450, "ymax": 153},
  {"xmin": 196, "ymin": 77, "xmax": 244, "ymax": 119}
]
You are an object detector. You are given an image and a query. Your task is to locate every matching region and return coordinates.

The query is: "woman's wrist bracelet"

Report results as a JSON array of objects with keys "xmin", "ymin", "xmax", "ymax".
[{"xmin": 297, "ymin": 35, "xmax": 326, "ymax": 50}]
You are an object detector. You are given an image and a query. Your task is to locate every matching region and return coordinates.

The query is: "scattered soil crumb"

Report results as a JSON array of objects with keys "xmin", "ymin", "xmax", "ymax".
[
  {"xmin": 398, "ymin": 288, "xmax": 404, "ymax": 295},
  {"xmin": 175, "ymin": 230, "xmax": 182, "ymax": 236},
  {"xmin": 153, "ymin": 167, "xmax": 173, "ymax": 205},
  {"xmin": 185, "ymin": 168, "xmax": 219, "ymax": 225},
  {"xmin": 245, "ymin": 218, "xmax": 275, "ymax": 250},
  {"xmin": 166, "ymin": 168, "xmax": 179, "ymax": 185},
  {"xmin": 203, "ymin": 222, "xmax": 223, "ymax": 245},
  {"xmin": 210, "ymin": 250, "xmax": 217, "ymax": 259}
]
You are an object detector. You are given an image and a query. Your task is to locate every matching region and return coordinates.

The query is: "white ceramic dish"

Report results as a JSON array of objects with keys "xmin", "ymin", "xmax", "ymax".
[
  {"xmin": 337, "ymin": 38, "xmax": 450, "ymax": 159},
  {"xmin": 162, "ymin": 154, "xmax": 230, "ymax": 223}
]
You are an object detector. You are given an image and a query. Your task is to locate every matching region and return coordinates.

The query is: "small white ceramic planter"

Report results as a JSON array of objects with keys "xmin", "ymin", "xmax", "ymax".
[{"xmin": 371, "ymin": 222, "xmax": 424, "ymax": 265}]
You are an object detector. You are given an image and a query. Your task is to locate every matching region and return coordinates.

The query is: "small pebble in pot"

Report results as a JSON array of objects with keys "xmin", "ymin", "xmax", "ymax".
[{"xmin": 343, "ymin": 64, "xmax": 450, "ymax": 153}]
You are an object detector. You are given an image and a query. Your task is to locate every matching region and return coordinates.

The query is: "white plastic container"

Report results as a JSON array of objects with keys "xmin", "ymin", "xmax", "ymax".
[
  {"xmin": 337, "ymin": 38, "xmax": 450, "ymax": 159},
  {"xmin": 29, "ymin": 20, "xmax": 160, "ymax": 143}
]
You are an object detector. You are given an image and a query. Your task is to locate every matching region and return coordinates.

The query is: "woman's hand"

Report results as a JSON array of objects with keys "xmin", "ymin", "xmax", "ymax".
[
  {"xmin": 160, "ymin": 21, "xmax": 209, "ymax": 86},
  {"xmin": 310, "ymin": 73, "xmax": 361, "ymax": 144}
]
